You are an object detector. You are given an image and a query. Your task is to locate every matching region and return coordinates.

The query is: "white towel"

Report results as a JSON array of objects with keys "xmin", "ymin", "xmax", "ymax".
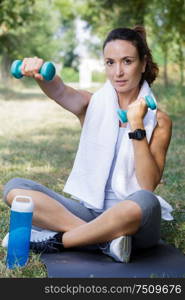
[{"xmin": 63, "ymin": 80, "xmax": 173, "ymax": 220}]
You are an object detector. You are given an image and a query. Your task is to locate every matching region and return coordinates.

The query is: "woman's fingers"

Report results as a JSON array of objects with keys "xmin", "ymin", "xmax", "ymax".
[
  {"xmin": 21, "ymin": 57, "xmax": 44, "ymax": 80},
  {"xmin": 127, "ymin": 97, "xmax": 147, "ymax": 123}
]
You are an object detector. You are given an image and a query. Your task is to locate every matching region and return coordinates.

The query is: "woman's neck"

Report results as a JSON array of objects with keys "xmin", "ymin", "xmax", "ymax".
[{"xmin": 117, "ymin": 86, "xmax": 140, "ymax": 110}]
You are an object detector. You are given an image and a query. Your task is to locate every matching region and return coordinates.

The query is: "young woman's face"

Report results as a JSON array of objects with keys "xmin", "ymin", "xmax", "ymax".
[{"xmin": 103, "ymin": 39, "xmax": 146, "ymax": 94}]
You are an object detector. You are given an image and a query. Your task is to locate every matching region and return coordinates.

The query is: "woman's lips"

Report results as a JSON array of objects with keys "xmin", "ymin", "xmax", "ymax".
[{"xmin": 115, "ymin": 80, "xmax": 128, "ymax": 86}]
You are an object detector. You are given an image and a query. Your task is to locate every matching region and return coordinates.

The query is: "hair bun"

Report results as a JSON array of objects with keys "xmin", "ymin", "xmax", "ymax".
[{"xmin": 133, "ymin": 25, "xmax": 147, "ymax": 41}]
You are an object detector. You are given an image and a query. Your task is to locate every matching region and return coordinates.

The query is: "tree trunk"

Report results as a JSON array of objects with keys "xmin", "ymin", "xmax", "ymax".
[
  {"xmin": 178, "ymin": 43, "xmax": 184, "ymax": 88},
  {"xmin": 0, "ymin": 52, "xmax": 11, "ymax": 86},
  {"xmin": 163, "ymin": 48, "xmax": 168, "ymax": 87},
  {"xmin": 135, "ymin": 0, "xmax": 146, "ymax": 25}
]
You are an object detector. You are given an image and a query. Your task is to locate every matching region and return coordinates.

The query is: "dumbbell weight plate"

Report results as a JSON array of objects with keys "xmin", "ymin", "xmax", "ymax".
[
  {"xmin": 10, "ymin": 60, "xmax": 23, "ymax": 79},
  {"xmin": 145, "ymin": 95, "xmax": 157, "ymax": 110},
  {"xmin": 40, "ymin": 62, "xmax": 56, "ymax": 81},
  {"xmin": 117, "ymin": 108, "xmax": 128, "ymax": 123}
]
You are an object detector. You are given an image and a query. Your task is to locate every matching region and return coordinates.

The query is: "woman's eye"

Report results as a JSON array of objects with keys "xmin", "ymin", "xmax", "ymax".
[
  {"xmin": 106, "ymin": 60, "xmax": 114, "ymax": 66},
  {"xmin": 124, "ymin": 59, "xmax": 132, "ymax": 65}
]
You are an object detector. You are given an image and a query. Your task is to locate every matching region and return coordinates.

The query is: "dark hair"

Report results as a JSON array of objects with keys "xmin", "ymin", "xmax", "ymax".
[{"xmin": 103, "ymin": 26, "xmax": 159, "ymax": 86}]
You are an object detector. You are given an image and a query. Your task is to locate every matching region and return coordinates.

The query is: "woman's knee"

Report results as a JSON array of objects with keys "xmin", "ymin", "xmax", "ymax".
[
  {"xmin": 115, "ymin": 200, "xmax": 143, "ymax": 234},
  {"xmin": 5, "ymin": 188, "xmax": 23, "ymax": 206},
  {"xmin": 3, "ymin": 177, "xmax": 33, "ymax": 206},
  {"xmin": 127, "ymin": 189, "xmax": 161, "ymax": 220}
]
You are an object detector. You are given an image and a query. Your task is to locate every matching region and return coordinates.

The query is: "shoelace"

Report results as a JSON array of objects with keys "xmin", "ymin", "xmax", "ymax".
[
  {"xmin": 30, "ymin": 234, "xmax": 63, "ymax": 253},
  {"xmin": 34, "ymin": 234, "xmax": 55, "ymax": 243}
]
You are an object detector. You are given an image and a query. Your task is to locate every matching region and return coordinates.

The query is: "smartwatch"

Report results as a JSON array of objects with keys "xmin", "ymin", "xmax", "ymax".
[{"xmin": 128, "ymin": 129, "xmax": 146, "ymax": 140}]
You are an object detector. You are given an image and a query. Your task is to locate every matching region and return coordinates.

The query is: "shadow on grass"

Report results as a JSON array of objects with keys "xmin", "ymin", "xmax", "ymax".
[
  {"xmin": 0, "ymin": 126, "xmax": 81, "ymax": 193},
  {"xmin": 0, "ymin": 87, "xmax": 46, "ymax": 101}
]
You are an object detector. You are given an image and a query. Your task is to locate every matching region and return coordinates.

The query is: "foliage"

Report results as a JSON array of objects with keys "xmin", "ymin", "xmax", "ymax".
[
  {"xmin": 61, "ymin": 67, "xmax": 79, "ymax": 82},
  {"xmin": 0, "ymin": 0, "xmax": 62, "ymax": 79},
  {"xmin": 0, "ymin": 0, "xmax": 35, "ymax": 61},
  {"xmin": 54, "ymin": 0, "xmax": 80, "ymax": 70},
  {"xmin": 12, "ymin": 4, "xmax": 61, "ymax": 61},
  {"xmin": 92, "ymin": 71, "xmax": 106, "ymax": 83},
  {"xmin": 0, "ymin": 0, "xmax": 79, "ymax": 78},
  {"xmin": 153, "ymin": 83, "xmax": 185, "ymax": 114},
  {"xmin": 76, "ymin": 0, "xmax": 185, "ymax": 86},
  {"xmin": 0, "ymin": 0, "xmax": 35, "ymax": 30},
  {"xmin": 1, "ymin": 0, "xmax": 185, "ymax": 85},
  {"xmin": 146, "ymin": 0, "xmax": 185, "ymax": 86},
  {"xmin": 76, "ymin": 0, "xmax": 150, "ymax": 37}
]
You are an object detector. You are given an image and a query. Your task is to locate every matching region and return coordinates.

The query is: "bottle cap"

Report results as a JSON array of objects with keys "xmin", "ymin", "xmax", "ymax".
[{"xmin": 11, "ymin": 195, "xmax": 34, "ymax": 213}]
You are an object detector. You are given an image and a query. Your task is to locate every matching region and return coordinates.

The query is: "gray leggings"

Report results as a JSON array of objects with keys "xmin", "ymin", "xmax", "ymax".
[{"xmin": 3, "ymin": 177, "xmax": 161, "ymax": 249}]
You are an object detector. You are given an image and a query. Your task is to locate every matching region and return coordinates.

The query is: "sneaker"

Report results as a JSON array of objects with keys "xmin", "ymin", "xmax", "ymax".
[
  {"xmin": 1, "ymin": 229, "xmax": 63, "ymax": 254},
  {"xmin": 30, "ymin": 230, "xmax": 63, "ymax": 254},
  {"xmin": 1, "ymin": 232, "xmax": 9, "ymax": 248},
  {"xmin": 101, "ymin": 235, "xmax": 132, "ymax": 263}
]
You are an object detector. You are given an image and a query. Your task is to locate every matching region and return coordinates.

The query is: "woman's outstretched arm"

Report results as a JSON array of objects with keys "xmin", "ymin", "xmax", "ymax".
[{"xmin": 21, "ymin": 57, "xmax": 92, "ymax": 119}]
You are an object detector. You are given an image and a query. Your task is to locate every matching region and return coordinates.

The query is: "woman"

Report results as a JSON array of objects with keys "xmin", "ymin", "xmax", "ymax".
[{"xmin": 2, "ymin": 26, "xmax": 172, "ymax": 263}]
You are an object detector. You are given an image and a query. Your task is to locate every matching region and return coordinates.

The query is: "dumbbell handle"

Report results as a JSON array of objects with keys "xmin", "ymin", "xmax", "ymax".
[
  {"xmin": 10, "ymin": 60, "xmax": 56, "ymax": 81},
  {"xmin": 117, "ymin": 95, "xmax": 157, "ymax": 123}
]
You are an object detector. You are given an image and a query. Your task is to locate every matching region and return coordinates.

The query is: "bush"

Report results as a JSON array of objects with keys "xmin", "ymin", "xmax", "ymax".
[
  {"xmin": 92, "ymin": 71, "xmax": 106, "ymax": 83},
  {"xmin": 153, "ymin": 83, "xmax": 185, "ymax": 116},
  {"xmin": 61, "ymin": 67, "xmax": 79, "ymax": 83}
]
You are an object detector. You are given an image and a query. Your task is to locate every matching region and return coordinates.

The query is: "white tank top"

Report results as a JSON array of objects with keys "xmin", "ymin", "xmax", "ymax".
[
  {"xmin": 104, "ymin": 127, "xmax": 125, "ymax": 210},
  {"xmin": 79, "ymin": 127, "xmax": 125, "ymax": 212}
]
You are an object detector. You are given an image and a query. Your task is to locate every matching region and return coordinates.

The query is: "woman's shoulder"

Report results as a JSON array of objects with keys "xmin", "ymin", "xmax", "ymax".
[
  {"xmin": 156, "ymin": 109, "xmax": 172, "ymax": 130},
  {"xmin": 150, "ymin": 109, "xmax": 172, "ymax": 149}
]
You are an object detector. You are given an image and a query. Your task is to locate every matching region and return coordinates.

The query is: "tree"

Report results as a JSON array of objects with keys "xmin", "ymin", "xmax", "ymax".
[
  {"xmin": 54, "ymin": 0, "xmax": 80, "ymax": 70},
  {"xmin": 0, "ymin": 0, "xmax": 35, "ymax": 79},
  {"xmin": 77, "ymin": 0, "xmax": 185, "ymax": 86},
  {"xmin": 0, "ymin": 0, "xmax": 35, "ymax": 28},
  {"xmin": 147, "ymin": 0, "xmax": 185, "ymax": 87},
  {"xmin": 167, "ymin": 0, "xmax": 185, "ymax": 87},
  {"xmin": 76, "ymin": 0, "xmax": 151, "ymax": 38},
  {"xmin": 0, "ymin": 0, "xmax": 62, "ymax": 81}
]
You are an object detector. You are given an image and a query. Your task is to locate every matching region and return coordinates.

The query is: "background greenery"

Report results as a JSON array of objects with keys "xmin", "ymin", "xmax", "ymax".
[
  {"xmin": 0, "ymin": 0, "xmax": 185, "ymax": 277},
  {"xmin": 0, "ymin": 0, "xmax": 185, "ymax": 86}
]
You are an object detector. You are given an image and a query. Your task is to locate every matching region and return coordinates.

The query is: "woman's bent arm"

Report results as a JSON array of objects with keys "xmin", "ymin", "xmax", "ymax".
[{"xmin": 130, "ymin": 110, "xmax": 172, "ymax": 191}]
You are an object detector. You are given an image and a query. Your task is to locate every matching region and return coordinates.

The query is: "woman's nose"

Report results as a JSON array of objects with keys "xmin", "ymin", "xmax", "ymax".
[{"xmin": 115, "ymin": 64, "xmax": 124, "ymax": 76}]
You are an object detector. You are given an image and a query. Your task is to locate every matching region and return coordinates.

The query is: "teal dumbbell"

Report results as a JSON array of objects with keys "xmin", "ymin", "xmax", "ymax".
[
  {"xmin": 10, "ymin": 60, "xmax": 56, "ymax": 81},
  {"xmin": 117, "ymin": 95, "xmax": 157, "ymax": 123}
]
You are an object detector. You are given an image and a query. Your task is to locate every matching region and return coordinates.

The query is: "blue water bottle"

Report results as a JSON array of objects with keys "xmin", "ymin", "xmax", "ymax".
[{"xmin": 6, "ymin": 195, "xmax": 34, "ymax": 269}]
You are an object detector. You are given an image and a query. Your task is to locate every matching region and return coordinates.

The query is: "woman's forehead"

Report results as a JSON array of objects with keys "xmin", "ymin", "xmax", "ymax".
[{"xmin": 103, "ymin": 39, "xmax": 138, "ymax": 59}]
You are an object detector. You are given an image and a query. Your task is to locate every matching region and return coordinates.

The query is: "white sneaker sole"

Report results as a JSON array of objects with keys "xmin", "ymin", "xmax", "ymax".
[
  {"xmin": 104, "ymin": 235, "xmax": 132, "ymax": 263},
  {"xmin": 1, "ymin": 233, "xmax": 9, "ymax": 248},
  {"xmin": 1, "ymin": 229, "xmax": 57, "ymax": 248}
]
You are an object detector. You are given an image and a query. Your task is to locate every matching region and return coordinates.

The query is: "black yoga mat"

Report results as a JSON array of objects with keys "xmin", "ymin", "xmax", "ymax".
[{"xmin": 41, "ymin": 241, "xmax": 185, "ymax": 278}]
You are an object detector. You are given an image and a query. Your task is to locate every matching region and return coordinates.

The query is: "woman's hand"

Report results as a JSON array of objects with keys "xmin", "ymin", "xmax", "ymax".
[
  {"xmin": 127, "ymin": 97, "xmax": 148, "ymax": 129},
  {"xmin": 21, "ymin": 57, "xmax": 44, "ymax": 81}
]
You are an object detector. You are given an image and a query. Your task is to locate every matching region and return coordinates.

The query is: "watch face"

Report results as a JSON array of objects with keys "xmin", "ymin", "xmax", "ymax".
[
  {"xmin": 128, "ymin": 129, "xmax": 146, "ymax": 140},
  {"xmin": 137, "ymin": 131, "xmax": 143, "ymax": 140},
  {"xmin": 135, "ymin": 129, "xmax": 146, "ymax": 140}
]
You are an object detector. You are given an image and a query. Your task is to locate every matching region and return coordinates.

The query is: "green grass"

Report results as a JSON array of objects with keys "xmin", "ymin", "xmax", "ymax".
[
  {"xmin": 0, "ymin": 81, "xmax": 185, "ymax": 277},
  {"xmin": 153, "ymin": 82, "xmax": 185, "ymax": 252}
]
